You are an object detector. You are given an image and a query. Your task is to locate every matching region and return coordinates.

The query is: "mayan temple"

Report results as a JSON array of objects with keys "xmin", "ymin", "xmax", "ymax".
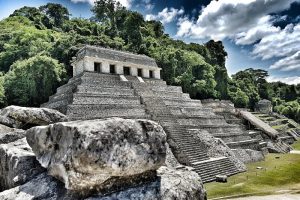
[{"xmin": 42, "ymin": 45, "xmax": 271, "ymax": 182}]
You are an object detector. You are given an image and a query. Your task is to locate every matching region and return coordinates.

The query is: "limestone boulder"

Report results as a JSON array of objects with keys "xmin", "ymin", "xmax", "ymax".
[
  {"xmin": 158, "ymin": 166, "xmax": 206, "ymax": 200},
  {"xmin": 26, "ymin": 118, "xmax": 167, "ymax": 193},
  {"xmin": 87, "ymin": 166, "xmax": 206, "ymax": 200},
  {"xmin": 0, "ymin": 172, "xmax": 76, "ymax": 200},
  {"xmin": 0, "ymin": 106, "xmax": 68, "ymax": 129},
  {"xmin": 0, "ymin": 138, "xmax": 45, "ymax": 191},
  {"xmin": 0, "ymin": 124, "xmax": 26, "ymax": 144}
]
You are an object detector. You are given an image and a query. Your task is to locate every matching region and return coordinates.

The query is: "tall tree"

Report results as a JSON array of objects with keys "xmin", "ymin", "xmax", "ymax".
[
  {"xmin": 39, "ymin": 3, "xmax": 70, "ymax": 28},
  {"xmin": 205, "ymin": 40, "xmax": 229, "ymax": 99},
  {"xmin": 92, "ymin": 0, "xmax": 124, "ymax": 36},
  {"xmin": 4, "ymin": 55, "xmax": 66, "ymax": 106}
]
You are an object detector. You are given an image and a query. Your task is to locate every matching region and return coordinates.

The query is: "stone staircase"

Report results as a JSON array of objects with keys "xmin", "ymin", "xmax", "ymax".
[
  {"xmin": 42, "ymin": 72, "xmax": 242, "ymax": 183},
  {"xmin": 130, "ymin": 81, "xmax": 240, "ymax": 182},
  {"xmin": 252, "ymin": 112, "xmax": 298, "ymax": 145},
  {"xmin": 192, "ymin": 157, "xmax": 239, "ymax": 183},
  {"xmin": 200, "ymin": 100, "xmax": 264, "ymax": 152}
]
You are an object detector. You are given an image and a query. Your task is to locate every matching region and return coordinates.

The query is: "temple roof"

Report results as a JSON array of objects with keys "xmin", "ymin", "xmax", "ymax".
[{"xmin": 75, "ymin": 45, "xmax": 158, "ymax": 68}]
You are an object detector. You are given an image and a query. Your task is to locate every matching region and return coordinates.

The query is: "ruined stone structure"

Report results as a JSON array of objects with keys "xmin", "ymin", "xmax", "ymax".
[
  {"xmin": 202, "ymin": 99, "xmax": 267, "ymax": 163},
  {"xmin": 202, "ymin": 99, "xmax": 298, "ymax": 154},
  {"xmin": 255, "ymin": 99, "xmax": 273, "ymax": 114},
  {"xmin": 42, "ymin": 46, "xmax": 245, "ymax": 183},
  {"xmin": 251, "ymin": 111, "xmax": 299, "ymax": 152},
  {"xmin": 72, "ymin": 45, "xmax": 161, "ymax": 79}
]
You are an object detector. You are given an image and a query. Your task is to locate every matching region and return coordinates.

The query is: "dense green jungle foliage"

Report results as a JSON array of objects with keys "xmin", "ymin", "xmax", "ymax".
[{"xmin": 0, "ymin": 1, "xmax": 299, "ymax": 121}]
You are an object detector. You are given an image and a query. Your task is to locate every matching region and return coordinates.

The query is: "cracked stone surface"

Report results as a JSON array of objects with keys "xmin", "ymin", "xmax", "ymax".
[
  {"xmin": 26, "ymin": 118, "xmax": 167, "ymax": 193},
  {"xmin": 0, "ymin": 138, "xmax": 45, "ymax": 191},
  {"xmin": 0, "ymin": 106, "xmax": 68, "ymax": 129}
]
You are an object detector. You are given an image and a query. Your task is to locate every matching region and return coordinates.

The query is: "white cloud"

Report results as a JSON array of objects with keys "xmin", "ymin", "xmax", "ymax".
[
  {"xmin": 235, "ymin": 16, "xmax": 280, "ymax": 45},
  {"xmin": 71, "ymin": 0, "xmax": 133, "ymax": 8},
  {"xmin": 176, "ymin": 0, "xmax": 297, "ymax": 40},
  {"xmin": 252, "ymin": 24, "xmax": 300, "ymax": 60},
  {"xmin": 176, "ymin": 17, "xmax": 193, "ymax": 37},
  {"xmin": 145, "ymin": 7, "xmax": 184, "ymax": 24},
  {"xmin": 270, "ymin": 51, "xmax": 300, "ymax": 71},
  {"xmin": 267, "ymin": 76, "xmax": 300, "ymax": 85}
]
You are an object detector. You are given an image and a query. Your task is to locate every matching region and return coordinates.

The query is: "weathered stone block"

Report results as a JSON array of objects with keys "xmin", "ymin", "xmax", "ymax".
[
  {"xmin": 0, "ymin": 138, "xmax": 45, "ymax": 191},
  {"xmin": 0, "ymin": 106, "xmax": 68, "ymax": 129},
  {"xmin": 26, "ymin": 118, "xmax": 167, "ymax": 193},
  {"xmin": 0, "ymin": 124, "xmax": 25, "ymax": 144},
  {"xmin": 216, "ymin": 175, "xmax": 227, "ymax": 183}
]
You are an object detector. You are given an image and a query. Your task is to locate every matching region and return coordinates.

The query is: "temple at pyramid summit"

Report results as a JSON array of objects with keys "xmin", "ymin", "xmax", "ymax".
[
  {"xmin": 42, "ymin": 45, "xmax": 299, "ymax": 183},
  {"xmin": 72, "ymin": 45, "xmax": 161, "ymax": 79}
]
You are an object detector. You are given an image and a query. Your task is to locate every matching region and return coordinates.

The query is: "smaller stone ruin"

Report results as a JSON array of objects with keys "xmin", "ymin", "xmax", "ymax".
[{"xmin": 255, "ymin": 99, "xmax": 273, "ymax": 114}]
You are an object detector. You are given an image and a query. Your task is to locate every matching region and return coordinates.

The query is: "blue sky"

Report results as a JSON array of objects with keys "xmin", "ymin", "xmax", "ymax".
[{"xmin": 0, "ymin": 0, "xmax": 300, "ymax": 84}]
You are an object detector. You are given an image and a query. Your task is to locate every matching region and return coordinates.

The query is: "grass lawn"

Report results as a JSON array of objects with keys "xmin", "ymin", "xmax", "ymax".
[
  {"xmin": 205, "ymin": 153, "xmax": 300, "ymax": 199},
  {"xmin": 292, "ymin": 140, "xmax": 300, "ymax": 150}
]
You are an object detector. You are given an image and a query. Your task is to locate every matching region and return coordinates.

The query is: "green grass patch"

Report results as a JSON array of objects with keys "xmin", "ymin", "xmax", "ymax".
[
  {"xmin": 206, "ymin": 153, "xmax": 300, "ymax": 199},
  {"xmin": 292, "ymin": 140, "xmax": 300, "ymax": 150},
  {"xmin": 271, "ymin": 124, "xmax": 288, "ymax": 131}
]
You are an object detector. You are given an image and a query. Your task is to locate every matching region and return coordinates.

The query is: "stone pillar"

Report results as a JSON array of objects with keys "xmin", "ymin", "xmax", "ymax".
[
  {"xmin": 101, "ymin": 61, "xmax": 110, "ymax": 73},
  {"xmin": 83, "ymin": 57, "xmax": 94, "ymax": 72},
  {"xmin": 116, "ymin": 64, "xmax": 123, "ymax": 75},
  {"xmin": 72, "ymin": 65, "xmax": 77, "ymax": 77},
  {"xmin": 142, "ymin": 68, "xmax": 149, "ymax": 78},
  {"xmin": 131, "ymin": 67, "xmax": 138, "ymax": 76},
  {"xmin": 154, "ymin": 70, "xmax": 161, "ymax": 79}
]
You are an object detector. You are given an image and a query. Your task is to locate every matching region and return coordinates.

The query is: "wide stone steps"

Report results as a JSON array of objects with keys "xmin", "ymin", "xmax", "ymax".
[
  {"xmin": 214, "ymin": 134, "xmax": 253, "ymax": 143},
  {"xmin": 163, "ymin": 99, "xmax": 203, "ymax": 107},
  {"xmin": 70, "ymin": 115, "xmax": 150, "ymax": 121},
  {"xmin": 226, "ymin": 139, "xmax": 260, "ymax": 150},
  {"xmin": 80, "ymin": 72, "xmax": 122, "ymax": 80},
  {"xmin": 192, "ymin": 157, "xmax": 240, "ymax": 183},
  {"xmin": 176, "ymin": 117, "xmax": 227, "ymax": 126},
  {"xmin": 168, "ymin": 105, "xmax": 210, "ymax": 110},
  {"xmin": 163, "ymin": 131, "xmax": 210, "ymax": 162},
  {"xmin": 151, "ymin": 85, "xmax": 183, "ymax": 93},
  {"xmin": 143, "ymin": 79, "xmax": 167, "ymax": 85},
  {"xmin": 273, "ymin": 141, "xmax": 291, "ymax": 153},
  {"xmin": 278, "ymin": 135, "xmax": 295, "ymax": 144},
  {"xmin": 140, "ymin": 91, "xmax": 188, "ymax": 99},
  {"xmin": 80, "ymin": 79, "xmax": 132, "ymax": 87},
  {"xmin": 140, "ymin": 93, "xmax": 189, "ymax": 100},
  {"xmin": 225, "ymin": 118, "xmax": 244, "ymax": 125},
  {"xmin": 183, "ymin": 124, "xmax": 244, "ymax": 134},
  {"xmin": 76, "ymin": 86, "xmax": 134, "ymax": 95},
  {"xmin": 72, "ymin": 94, "xmax": 141, "ymax": 105},
  {"xmin": 170, "ymin": 110, "xmax": 211, "ymax": 117},
  {"xmin": 67, "ymin": 104, "xmax": 148, "ymax": 120}
]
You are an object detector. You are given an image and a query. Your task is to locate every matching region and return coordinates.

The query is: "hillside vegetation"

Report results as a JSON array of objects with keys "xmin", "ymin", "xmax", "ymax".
[{"xmin": 0, "ymin": 1, "xmax": 299, "ymax": 122}]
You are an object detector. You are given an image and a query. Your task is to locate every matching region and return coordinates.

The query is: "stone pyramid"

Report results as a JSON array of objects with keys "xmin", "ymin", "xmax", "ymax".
[{"xmin": 41, "ymin": 45, "xmax": 255, "ymax": 182}]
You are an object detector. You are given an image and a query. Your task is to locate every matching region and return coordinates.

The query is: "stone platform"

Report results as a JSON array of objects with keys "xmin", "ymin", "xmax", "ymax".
[{"xmin": 201, "ymin": 100, "xmax": 266, "ymax": 154}]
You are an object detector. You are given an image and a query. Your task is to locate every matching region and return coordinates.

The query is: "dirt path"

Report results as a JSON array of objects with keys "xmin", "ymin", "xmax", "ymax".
[{"xmin": 229, "ymin": 194, "xmax": 300, "ymax": 200}]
